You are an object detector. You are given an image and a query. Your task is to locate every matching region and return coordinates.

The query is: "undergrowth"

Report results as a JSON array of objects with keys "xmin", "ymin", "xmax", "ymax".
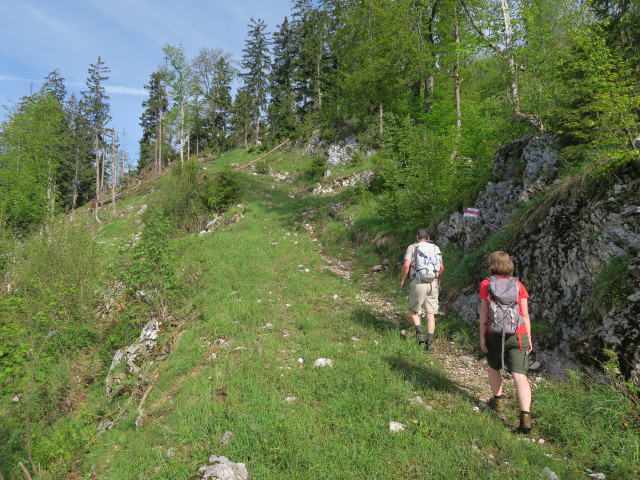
[{"xmin": 1, "ymin": 150, "xmax": 638, "ymax": 479}]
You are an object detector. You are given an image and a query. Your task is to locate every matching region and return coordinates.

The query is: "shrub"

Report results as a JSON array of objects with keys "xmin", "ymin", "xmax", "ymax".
[
  {"xmin": 201, "ymin": 168, "xmax": 243, "ymax": 213},
  {"xmin": 302, "ymin": 156, "xmax": 327, "ymax": 181}
]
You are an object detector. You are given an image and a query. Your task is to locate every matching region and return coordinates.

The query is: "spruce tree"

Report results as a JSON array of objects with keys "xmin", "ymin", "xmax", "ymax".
[
  {"xmin": 239, "ymin": 18, "xmax": 271, "ymax": 146},
  {"xmin": 81, "ymin": 56, "xmax": 111, "ymax": 216},
  {"xmin": 269, "ymin": 16, "xmax": 297, "ymax": 140},
  {"xmin": 139, "ymin": 71, "xmax": 169, "ymax": 172}
]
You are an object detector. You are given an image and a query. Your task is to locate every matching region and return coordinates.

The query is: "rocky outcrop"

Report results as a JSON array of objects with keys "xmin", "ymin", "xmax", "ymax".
[
  {"xmin": 438, "ymin": 135, "xmax": 560, "ymax": 253},
  {"xmin": 440, "ymin": 135, "xmax": 640, "ymax": 383},
  {"xmin": 310, "ymin": 170, "xmax": 375, "ymax": 196},
  {"xmin": 104, "ymin": 319, "xmax": 167, "ymax": 398},
  {"xmin": 303, "ymin": 132, "xmax": 372, "ymax": 166}
]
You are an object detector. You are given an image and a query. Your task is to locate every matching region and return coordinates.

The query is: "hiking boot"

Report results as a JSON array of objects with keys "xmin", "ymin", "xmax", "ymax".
[
  {"xmin": 425, "ymin": 341, "xmax": 434, "ymax": 352},
  {"xmin": 416, "ymin": 333, "xmax": 426, "ymax": 345},
  {"xmin": 489, "ymin": 396, "xmax": 505, "ymax": 413},
  {"xmin": 518, "ymin": 412, "xmax": 532, "ymax": 433}
]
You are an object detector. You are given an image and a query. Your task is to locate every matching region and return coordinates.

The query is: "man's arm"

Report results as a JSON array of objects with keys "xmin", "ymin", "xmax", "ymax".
[
  {"xmin": 400, "ymin": 259, "xmax": 411, "ymax": 288},
  {"xmin": 437, "ymin": 256, "xmax": 444, "ymax": 287}
]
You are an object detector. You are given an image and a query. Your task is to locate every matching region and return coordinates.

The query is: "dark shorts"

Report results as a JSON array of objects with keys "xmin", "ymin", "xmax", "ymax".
[{"xmin": 486, "ymin": 332, "xmax": 530, "ymax": 374}]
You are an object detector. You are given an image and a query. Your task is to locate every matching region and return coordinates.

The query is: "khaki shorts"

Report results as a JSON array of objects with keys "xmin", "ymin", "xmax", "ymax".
[
  {"xmin": 408, "ymin": 279, "xmax": 439, "ymax": 315},
  {"xmin": 486, "ymin": 333, "xmax": 530, "ymax": 374}
]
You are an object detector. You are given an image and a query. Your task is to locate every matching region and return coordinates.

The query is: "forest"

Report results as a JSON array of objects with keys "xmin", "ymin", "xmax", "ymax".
[
  {"xmin": 2, "ymin": 0, "xmax": 638, "ymax": 231},
  {"xmin": 0, "ymin": 0, "xmax": 639, "ymax": 479}
]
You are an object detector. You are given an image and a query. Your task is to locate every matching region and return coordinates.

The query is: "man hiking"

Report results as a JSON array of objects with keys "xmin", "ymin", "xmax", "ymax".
[{"xmin": 400, "ymin": 228, "xmax": 444, "ymax": 351}]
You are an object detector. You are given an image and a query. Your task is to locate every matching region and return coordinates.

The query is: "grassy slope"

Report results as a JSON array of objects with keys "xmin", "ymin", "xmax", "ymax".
[{"xmin": 65, "ymin": 151, "xmax": 637, "ymax": 480}]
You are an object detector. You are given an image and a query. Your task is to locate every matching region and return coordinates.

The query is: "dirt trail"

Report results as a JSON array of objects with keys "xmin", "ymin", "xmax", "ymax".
[{"xmin": 320, "ymin": 251, "xmax": 496, "ymax": 403}]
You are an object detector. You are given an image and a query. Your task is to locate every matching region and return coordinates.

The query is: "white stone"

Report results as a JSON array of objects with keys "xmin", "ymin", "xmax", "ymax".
[
  {"xmin": 197, "ymin": 455, "xmax": 248, "ymax": 480},
  {"xmin": 389, "ymin": 421, "xmax": 406, "ymax": 432},
  {"xmin": 284, "ymin": 396, "xmax": 297, "ymax": 403},
  {"xmin": 542, "ymin": 467, "xmax": 559, "ymax": 480},
  {"xmin": 314, "ymin": 358, "xmax": 333, "ymax": 367}
]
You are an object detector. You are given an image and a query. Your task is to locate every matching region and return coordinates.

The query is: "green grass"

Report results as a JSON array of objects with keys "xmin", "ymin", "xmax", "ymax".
[{"xmin": 4, "ymin": 149, "xmax": 638, "ymax": 480}]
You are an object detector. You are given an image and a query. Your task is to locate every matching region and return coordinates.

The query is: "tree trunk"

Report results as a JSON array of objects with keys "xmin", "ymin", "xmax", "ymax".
[
  {"xmin": 71, "ymin": 146, "xmax": 80, "ymax": 213},
  {"xmin": 316, "ymin": 60, "xmax": 322, "ymax": 109},
  {"xmin": 450, "ymin": 6, "xmax": 462, "ymax": 162},
  {"xmin": 180, "ymin": 101, "xmax": 185, "ymax": 165},
  {"xmin": 94, "ymin": 132, "xmax": 101, "ymax": 223},
  {"xmin": 109, "ymin": 130, "xmax": 117, "ymax": 217},
  {"xmin": 379, "ymin": 102, "xmax": 384, "ymax": 137},
  {"xmin": 500, "ymin": 0, "xmax": 543, "ymax": 131},
  {"xmin": 100, "ymin": 148, "xmax": 107, "ymax": 195}
]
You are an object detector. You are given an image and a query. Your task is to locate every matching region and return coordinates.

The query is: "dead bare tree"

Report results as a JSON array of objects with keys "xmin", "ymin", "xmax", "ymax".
[{"xmin": 105, "ymin": 129, "xmax": 119, "ymax": 217}]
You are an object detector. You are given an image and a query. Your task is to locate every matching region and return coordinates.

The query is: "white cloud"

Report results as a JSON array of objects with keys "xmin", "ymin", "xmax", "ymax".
[
  {"xmin": 0, "ymin": 74, "xmax": 36, "ymax": 83},
  {"xmin": 19, "ymin": 4, "xmax": 77, "ymax": 40},
  {"xmin": 105, "ymin": 85, "xmax": 146, "ymax": 96}
]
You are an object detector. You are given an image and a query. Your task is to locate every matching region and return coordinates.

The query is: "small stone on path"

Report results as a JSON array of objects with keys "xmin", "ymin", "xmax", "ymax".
[{"xmin": 389, "ymin": 421, "xmax": 406, "ymax": 432}]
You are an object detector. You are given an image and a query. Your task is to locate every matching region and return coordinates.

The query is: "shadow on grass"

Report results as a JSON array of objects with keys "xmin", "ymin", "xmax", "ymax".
[
  {"xmin": 350, "ymin": 305, "xmax": 481, "ymax": 405},
  {"xmin": 350, "ymin": 305, "xmax": 408, "ymax": 335},
  {"xmin": 385, "ymin": 354, "xmax": 481, "ymax": 405}
]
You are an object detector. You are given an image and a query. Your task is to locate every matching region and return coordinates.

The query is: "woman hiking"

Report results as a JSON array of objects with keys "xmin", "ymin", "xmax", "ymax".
[{"xmin": 479, "ymin": 251, "xmax": 533, "ymax": 433}]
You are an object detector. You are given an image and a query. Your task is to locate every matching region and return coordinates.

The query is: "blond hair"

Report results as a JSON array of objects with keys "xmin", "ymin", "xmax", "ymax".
[{"xmin": 487, "ymin": 251, "xmax": 514, "ymax": 276}]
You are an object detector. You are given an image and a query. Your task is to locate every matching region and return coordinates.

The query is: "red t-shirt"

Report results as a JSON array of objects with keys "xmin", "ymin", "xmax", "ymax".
[{"xmin": 478, "ymin": 277, "xmax": 529, "ymax": 316}]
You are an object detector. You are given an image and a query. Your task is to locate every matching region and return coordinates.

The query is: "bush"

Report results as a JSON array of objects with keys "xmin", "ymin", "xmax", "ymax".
[
  {"xmin": 201, "ymin": 168, "xmax": 243, "ymax": 213},
  {"xmin": 254, "ymin": 159, "xmax": 270, "ymax": 174},
  {"xmin": 302, "ymin": 156, "xmax": 327, "ymax": 181}
]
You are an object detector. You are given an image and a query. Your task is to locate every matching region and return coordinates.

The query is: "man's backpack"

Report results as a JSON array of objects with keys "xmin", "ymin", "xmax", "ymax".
[
  {"xmin": 413, "ymin": 242, "xmax": 440, "ymax": 283},
  {"xmin": 487, "ymin": 276, "xmax": 524, "ymax": 335}
]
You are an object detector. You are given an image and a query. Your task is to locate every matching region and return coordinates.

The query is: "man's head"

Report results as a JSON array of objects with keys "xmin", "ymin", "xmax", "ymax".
[{"xmin": 416, "ymin": 228, "xmax": 430, "ymax": 241}]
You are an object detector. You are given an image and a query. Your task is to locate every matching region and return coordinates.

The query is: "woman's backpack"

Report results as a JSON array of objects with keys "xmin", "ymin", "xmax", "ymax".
[{"xmin": 487, "ymin": 276, "xmax": 524, "ymax": 334}]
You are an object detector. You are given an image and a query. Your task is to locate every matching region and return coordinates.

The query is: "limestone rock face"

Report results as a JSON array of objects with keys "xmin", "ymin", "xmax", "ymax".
[
  {"xmin": 104, "ymin": 319, "xmax": 166, "ymax": 397},
  {"xmin": 438, "ymin": 135, "xmax": 560, "ymax": 253},
  {"xmin": 439, "ymin": 135, "xmax": 640, "ymax": 383},
  {"xmin": 303, "ymin": 132, "xmax": 371, "ymax": 166}
]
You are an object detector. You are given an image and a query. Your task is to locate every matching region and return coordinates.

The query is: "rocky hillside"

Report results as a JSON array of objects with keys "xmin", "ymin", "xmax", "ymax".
[{"xmin": 437, "ymin": 135, "xmax": 640, "ymax": 383}]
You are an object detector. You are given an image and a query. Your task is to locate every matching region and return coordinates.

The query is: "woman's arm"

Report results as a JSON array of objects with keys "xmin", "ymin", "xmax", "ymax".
[
  {"xmin": 520, "ymin": 298, "xmax": 533, "ymax": 353},
  {"xmin": 479, "ymin": 298, "xmax": 489, "ymax": 353}
]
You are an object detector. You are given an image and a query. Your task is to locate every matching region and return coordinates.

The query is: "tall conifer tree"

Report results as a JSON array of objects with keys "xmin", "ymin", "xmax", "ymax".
[
  {"xmin": 240, "ymin": 18, "xmax": 271, "ymax": 145},
  {"xmin": 81, "ymin": 56, "xmax": 111, "ymax": 217}
]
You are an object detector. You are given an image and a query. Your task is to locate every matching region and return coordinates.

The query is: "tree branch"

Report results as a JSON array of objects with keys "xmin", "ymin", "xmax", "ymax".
[{"xmin": 458, "ymin": 0, "xmax": 526, "ymax": 71}]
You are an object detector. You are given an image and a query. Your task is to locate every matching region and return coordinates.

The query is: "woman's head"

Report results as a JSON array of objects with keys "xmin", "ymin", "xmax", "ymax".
[{"xmin": 487, "ymin": 251, "xmax": 514, "ymax": 276}]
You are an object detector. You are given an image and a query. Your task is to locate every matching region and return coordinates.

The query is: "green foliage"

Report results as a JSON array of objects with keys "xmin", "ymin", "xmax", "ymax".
[
  {"xmin": 149, "ymin": 161, "xmax": 243, "ymax": 233},
  {"xmin": 0, "ymin": 91, "xmax": 68, "ymax": 229},
  {"xmin": 373, "ymin": 114, "xmax": 496, "ymax": 224},
  {"xmin": 550, "ymin": 27, "xmax": 640, "ymax": 171},
  {"xmin": 438, "ymin": 315, "xmax": 480, "ymax": 352},
  {"xmin": 535, "ymin": 363, "xmax": 640, "ymax": 478},
  {"xmin": 116, "ymin": 213, "xmax": 177, "ymax": 305},
  {"xmin": 0, "ymin": 221, "xmax": 103, "ymax": 477},
  {"xmin": 592, "ymin": 253, "xmax": 634, "ymax": 312},
  {"xmin": 202, "ymin": 168, "xmax": 244, "ymax": 213},
  {"xmin": 254, "ymin": 159, "xmax": 270, "ymax": 174},
  {"xmin": 302, "ymin": 156, "xmax": 327, "ymax": 181}
]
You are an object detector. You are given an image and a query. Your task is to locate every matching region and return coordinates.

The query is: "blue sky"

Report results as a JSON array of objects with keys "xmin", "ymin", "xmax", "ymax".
[{"xmin": 0, "ymin": 0, "xmax": 294, "ymax": 165}]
